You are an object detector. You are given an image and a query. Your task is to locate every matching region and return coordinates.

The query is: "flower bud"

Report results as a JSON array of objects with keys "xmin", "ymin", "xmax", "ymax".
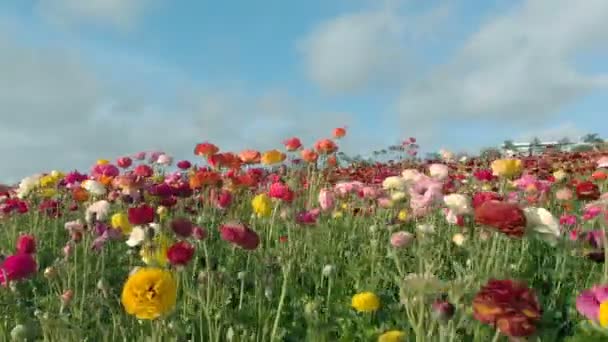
[
  {"xmin": 43, "ymin": 266, "xmax": 57, "ymax": 279},
  {"xmin": 432, "ymin": 298, "xmax": 455, "ymax": 322},
  {"xmin": 322, "ymin": 265, "xmax": 335, "ymax": 277}
]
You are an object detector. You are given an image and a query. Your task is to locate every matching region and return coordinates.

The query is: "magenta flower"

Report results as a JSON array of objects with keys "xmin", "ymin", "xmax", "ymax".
[
  {"xmin": 576, "ymin": 285, "xmax": 608, "ymax": 322},
  {"xmin": 296, "ymin": 208, "xmax": 321, "ymax": 225},
  {"xmin": 559, "ymin": 214, "xmax": 577, "ymax": 226}
]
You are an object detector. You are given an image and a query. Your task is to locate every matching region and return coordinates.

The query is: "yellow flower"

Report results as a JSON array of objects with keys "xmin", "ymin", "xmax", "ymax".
[
  {"xmin": 121, "ymin": 267, "xmax": 177, "ymax": 320},
  {"xmin": 351, "ymin": 291, "xmax": 380, "ymax": 313},
  {"xmin": 252, "ymin": 193, "xmax": 272, "ymax": 218},
  {"xmin": 50, "ymin": 170, "xmax": 64, "ymax": 179},
  {"xmin": 378, "ymin": 330, "xmax": 406, "ymax": 342},
  {"xmin": 397, "ymin": 209, "xmax": 408, "ymax": 222},
  {"xmin": 481, "ymin": 183, "xmax": 492, "ymax": 191},
  {"xmin": 332, "ymin": 210, "xmax": 343, "ymax": 219},
  {"xmin": 599, "ymin": 301, "xmax": 608, "ymax": 327},
  {"xmin": 261, "ymin": 149, "xmax": 286, "ymax": 165},
  {"xmin": 96, "ymin": 159, "xmax": 110, "ymax": 165},
  {"xmin": 39, "ymin": 188, "xmax": 58, "ymax": 198},
  {"xmin": 140, "ymin": 235, "xmax": 170, "ymax": 267},
  {"xmin": 553, "ymin": 169, "xmax": 567, "ymax": 182},
  {"xmin": 111, "ymin": 213, "xmax": 133, "ymax": 234},
  {"xmin": 491, "ymin": 159, "xmax": 522, "ymax": 178},
  {"xmin": 39, "ymin": 175, "xmax": 58, "ymax": 188}
]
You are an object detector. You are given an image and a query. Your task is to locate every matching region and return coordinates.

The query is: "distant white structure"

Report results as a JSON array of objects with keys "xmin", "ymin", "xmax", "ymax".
[{"xmin": 501, "ymin": 141, "xmax": 579, "ymax": 156}]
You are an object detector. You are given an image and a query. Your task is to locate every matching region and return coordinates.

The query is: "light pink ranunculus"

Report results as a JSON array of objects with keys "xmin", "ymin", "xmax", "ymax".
[{"xmin": 318, "ymin": 188, "xmax": 336, "ymax": 211}]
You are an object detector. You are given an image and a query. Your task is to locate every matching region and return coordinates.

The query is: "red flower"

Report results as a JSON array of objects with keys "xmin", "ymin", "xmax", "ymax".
[
  {"xmin": 473, "ymin": 169, "xmax": 496, "ymax": 182},
  {"xmin": 283, "ymin": 137, "xmax": 302, "ymax": 151},
  {"xmin": 167, "ymin": 241, "xmax": 195, "ymax": 266},
  {"xmin": 194, "ymin": 142, "xmax": 220, "ymax": 157},
  {"xmin": 171, "ymin": 217, "xmax": 193, "ymax": 238},
  {"xmin": 176, "ymin": 160, "xmax": 192, "ymax": 170},
  {"xmin": 219, "ymin": 222, "xmax": 260, "ymax": 250},
  {"xmin": 133, "ymin": 164, "xmax": 153, "ymax": 178},
  {"xmin": 0, "ymin": 253, "xmax": 37, "ymax": 285},
  {"xmin": 473, "ymin": 279, "xmax": 541, "ymax": 337},
  {"xmin": 268, "ymin": 182, "xmax": 294, "ymax": 203},
  {"xmin": 472, "ymin": 192, "xmax": 503, "ymax": 209},
  {"xmin": 213, "ymin": 189, "xmax": 233, "ymax": 209},
  {"xmin": 576, "ymin": 181, "xmax": 600, "ymax": 201},
  {"xmin": 16, "ymin": 234, "xmax": 36, "ymax": 254},
  {"xmin": 39, "ymin": 199, "xmax": 61, "ymax": 218},
  {"xmin": 193, "ymin": 226, "xmax": 208, "ymax": 240},
  {"xmin": 314, "ymin": 139, "xmax": 338, "ymax": 154},
  {"xmin": 332, "ymin": 127, "xmax": 347, "ymax": 139},
  {"xmin": 116, "ymin": 156, "xmax": 132, "ymax": 168},
  {"xmin": 128, "ymin": 204, "xmax": 155, "ymax": 225},
  {"xmin": 474, "ymin": 200, "xmax": 527, "ymax": 237}
]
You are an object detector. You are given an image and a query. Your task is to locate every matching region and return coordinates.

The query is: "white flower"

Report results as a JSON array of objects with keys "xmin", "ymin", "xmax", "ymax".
[
  {"xmin": 443, "ymin": 194, "xmax": 472, "ymax": 215},
  {"xmin": 390, "ymin": 191, "xmax": 407, "ymax": 202},
  {"xmin": 523, "ymin": 207, "xmax": 560, "ymax": 245},
  {"xmin": 16, "ymin": 174, "xmax": 42, "ymax": 199},
  {"xmin": 126, "ymin": 226, "xmax": 147, "ymax": 247},
  {"xmin": 322, "ymin": 265, "xmax": 335, "ymax": 277},
  {"xmin": 85, "ymin": 200, "xmax": 111, "ymax": 224},
  {"xmin": 82, "ymin": 180, "xmax": 107, "ymax": 196},
  {"xmin": 382, "ymin": 176, "xmax": 407, "ymax": 191},
  {"xmin": 597, "ymin": 156, "xmax": 608, "ymax": 169},
  {"xmin": 401, "ymin": 169, "xmax": 423, "ymax": 183},
  {"xmin": 439, "ymin": 149, "xmax": 454, "ymax": 162},
  {"xmin": 416, "ymin": 223, "xmax": 435, "ymax": 234},
  {"xmin": 452, "ymin": 233, "xmax": 466, "ymax": 246},
  {"xmin": 429, "ymin": 164, "xmax": 449, "ymax": 181},
  {"xmin": 156, "ymin": 154, "xmax": 173, "ymax": 166}
]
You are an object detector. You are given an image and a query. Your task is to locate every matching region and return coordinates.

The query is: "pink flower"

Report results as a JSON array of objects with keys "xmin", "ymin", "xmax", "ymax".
[
  {"xmin": 334, "ymin": 181, "xmax": 364, "ymax": 197},
  {"xmin": 576, "ymin": 285, "xmax": 608, "ymax": 322},
  {"xmin": 360, "ymin": 186, "xmax": 382, "ymax": 199},
  {"xmin": 296, "ymin": 209, "xmax": 321, "ymax": 225},
  {"xmin": 193, "ymin": 226, "xmax": 207, "ymax": 240},
  {"xmin": 409, "ymin": 176, "xmax": 443, "ymax": 213},
  {"xmin": 269, "ymin": 182, "xmax": 294, "ymax": 203},
  {"xmin": 429, "ymin": 164, "xmax": 449, "ymax": 181},
  {"xmin": 474, "ymin": 169, "xmax": 496, "ymax": 182},
  {"xmin": 177, "ymin": 160, "xmax": 192, "ymax": 170},
  {"xmin": 583, "ymin": 206, "xmax": 603, "ymax": 221},
  {"xmin": 555, "ymin": 188, "xmax": 574, "ymax": 201},
  {"xmin": 219, "ymin": 222, "xmax": 260, "ymax": 250},
  {"xmin": 390, "ymin": 231, "xmax": 414, "ymax": 248},
  {"xmin": 133, "ymin": 152, "xmax": 147, "ymax": 160},
  {"xmin": 318, "ymin": 189, "xmax": 335, "ymax": 211},
  {"xmin": 117, "ymin": 157, "xmax": 132, "ymax": 169},
  {"xmin": 213, "ymin": 189, "xmax": 233, "ymax": 209},
  {"xmin": 559, "ymin": 215, "xmax": 577, "ymax": 226}
]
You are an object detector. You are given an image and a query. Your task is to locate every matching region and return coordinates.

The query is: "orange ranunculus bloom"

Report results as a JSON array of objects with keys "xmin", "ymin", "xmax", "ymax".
[
  {"xmin": 261, "ymin": 150, "xmax": 286, "ymax": 165},
  {"xmin": 194, "ymin": 142, "xmax": 219, "ymax": 157},
  {"xmin": 238, "ymin": 150, "xmax": 261, "ymax": 164},
  {"xmin": 283, "ymin": 137, "xmax": 302, "ymax": 151},
  {"xmin": 473, "ymin": 279, "xmax": 541, "ymax": 337},
  {"xmin": 99, "ymin": 175, "xmax": 114, "ymax": 186},
  {"xmin": 314, "ymin": 139, "xmax": 338, "ymax": 154},
  {"xmin": 301, "ymin": 149, "xmax": 319, "ymax": 163},
  {"xmin": 332, "ymin": 127, "xmax": 346, "ymax": 139},
  {"xmin": 474, "ymin": 200, "xmax": 527, "ymax": 237},
  {"xmin": 72, "ymin": 187, "xmax": 89, "ymax": 202},
  {"xmin": 208, "ymin": 152, "xmax": 241, "ymax": 169},
  {"xmin": 592, "ymin": 171, "xmax": 607, "ymax": 181},
  {"xmin": 189, "ymin": 169, "xmax": 222, "ymax": 189}
]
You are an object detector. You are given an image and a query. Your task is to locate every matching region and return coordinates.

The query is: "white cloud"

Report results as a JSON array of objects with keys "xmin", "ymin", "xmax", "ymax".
[
  {"xmin": 397, "ymin": 0, "xmax": 608, "ymax": 126},
  {"xmin": 0, "ymin": 30, "xmax": 364, "ymax": 183},
  {"xmin": 36, "ymin": 0, "xmax": 157, "ymax": 29}
]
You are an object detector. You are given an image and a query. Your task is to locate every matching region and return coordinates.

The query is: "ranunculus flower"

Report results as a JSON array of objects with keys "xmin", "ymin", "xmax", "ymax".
[
  {"xmin": 473, "ymin": 169, "xmax": 496, "ymax": 182},
  {"xmin": 443, "ymin": 194, "xmax": 472, "ymax": 215},
  {"xmin": 128, "ymin": 204, "xmax": 155, "ymax": 225},
  {"xmin": 314, "ymin": 139, "xmax": 338, "ymax": 154},
  {"xmin": 194, "ymin": 142, "xmax": 219, "ymax": 157},
  {"xmin": 192, "ymin": 226, "xmax": 207, "ymax": 240},
  {"xmin": 268, "ymin": 182, "xmax": 294, "ymax": 203},
  {"xmin": 472, "ymin": 192, "xmax": 503, "ymax": 209},
  {"xmin": 523, "ymin": 207, "xmax": 560, "ymax": 244},
  {"xmin": 555, "ymin": 187, "xmax": 573, "ymax": 201},
  {"xmin": 170, "ymin": 218, "xmax": 193, "ymax": 238},
  {"xmin": 382, "ymin": 176, "xmax": 407, "ymax": 192},
  {"xmin": 491, "ymin": 159, "xmax": 523, "ymax": 178},
  {"xmin": 429, "ymin": 164, "xmax": 449, "ymax": 181},
  {"xmin": 167, "ymin": 241, "xmax": 195, "ymax": 266},
  {"xmin": 576, "ymin": 285, "xmax": 608, "ymax": 326},
  {"xmin": 238, "ymin": 150, "xmax": 261, "ymax": 164},
  {"xmin": 133, "ymin": 165, "xmax": 154, "ymax": 178},
  {"xmin": 475, "ymin": 201, "xmax": 527, "ymax": 237},
  {"xmin": 296, "ymin": 208, "xmax": 320, "ymax": 225},
  {"xmin": 283, "ymin": 137, "xmax": 302, "ymax": 151},
  {"xmin": 176, "ymin": 160, "xmax": 192, "ymax": 170},
  {"xmin": 156, "ymin": 154, "xmax": 173, "ymax": 166},
  {"xmin": 219, "ymin": 222, "xmax": 260, "ymax": 250},
  {"xmin": 576, "ymin": 181, "xmax": 600, "ymax": 201},
  {"xmin": 390, "ymin": 231, "xmax": 414, "ymax": 248},
  {"xmin": 16, "ymin": 234, "xmax": 36, "ymax": 254},
  {"xmin": 213, "ymin": 189, "xmax": 233, "ymax": 209},
  {"xmin": 0, "ymin": 253, "xmax": 37, "ymax": 285},
  {"xmin": 261, "ymin": 150, "xmax": 286, "ymax": 165},
  {"xmin": 332, "ymin": 127, "xmax": 346, "ymax": 139},
  {"xmin": 117, "ymin": 156, "xmax": 132, "ymax": 168},
  {"xmin": 318, "ymin": 188, "xmax": 336, "ymax": 211},
  {"xmin": 473, "ymin": 279, "xmax": 541, "ymax": 337},
  {"xmin": 409, "ymin": 176, "xmax": 443, "ymax": 213},
  {"xmin": 300, "ymin": 149, "xmax": 318, "ymax": 163}
]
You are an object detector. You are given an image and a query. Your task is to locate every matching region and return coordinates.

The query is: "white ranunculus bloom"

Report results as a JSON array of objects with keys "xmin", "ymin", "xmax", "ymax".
[
  {"xmin": 382, "ymin": 176, "xmax": 407, "ymax": 191},
  {"xmin": 524, "ymin": 207, "xmax": 560, "ymax": 245},
  {"xmin": 443, "ymin": 194, "xmax": 472, "ymax": 215},
  {"xmin": 82, "ymin": 180, "xmax": 107, "ymax": 196},
  {"xmin": 429, "ymin": 164, "xmax": 449, "ymax": 181}
]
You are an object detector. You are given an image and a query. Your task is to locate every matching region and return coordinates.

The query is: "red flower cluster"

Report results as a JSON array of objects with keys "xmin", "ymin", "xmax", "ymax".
[
  {"xmin": 219, "ymin": 222, "xmax": 260, "ymax": 250},
  {"xmin": 128, "ymin": 204, "xmax": 155, "ymax": 225},
  {"xmin": 575, "ymin": 181, "xmax": 600, "ymax": 201},
  {"xmin": 167, "ymin": 241, "xmax": 195, "ymax": 266},
  {"xmin": 473, "ymin": 279, "xmax": 541, "ymax": 337}
]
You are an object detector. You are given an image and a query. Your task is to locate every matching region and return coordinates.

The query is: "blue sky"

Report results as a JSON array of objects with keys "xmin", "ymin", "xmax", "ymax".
[{"xmin": 0, "ymin": 0, "xmax": 607, "ymax": 182}]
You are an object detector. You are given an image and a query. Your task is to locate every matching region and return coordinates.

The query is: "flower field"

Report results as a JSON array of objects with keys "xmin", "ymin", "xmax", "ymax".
[{"xmin": 2, "ymin": 130, "xmax": 608, "ymax": 341}]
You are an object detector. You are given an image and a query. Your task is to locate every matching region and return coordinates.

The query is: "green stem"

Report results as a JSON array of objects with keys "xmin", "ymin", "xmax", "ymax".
[{"xmin": 270, "ymin": 263, "xmax": 291, "ymax": 342}]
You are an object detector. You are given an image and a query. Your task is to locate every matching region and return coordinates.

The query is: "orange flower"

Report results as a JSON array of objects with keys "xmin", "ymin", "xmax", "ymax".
[
  {"xmin": 283, "ymin": 137, "xmax": 302, "ymax": 151},
  {"xmin": 314, "ymin": 139, "xmax": 338, "ymax": 154},
  {"xmin": 238, "ymin": 150, "xmax": 261, "ymax": 164},
  {"xmin": 333, "ymin": 127, "xmax": 347, "ymax": 139},
  {"xmin": 327, "ymin": 155, "xmax": 337, "ymax": 167},
  {"xmin": 72, "ymin": 187, "xmax": 89, "ymax": 202},
  {"xmin": 194, "ymin": 142, "xmax": 219, "ymax": 157},
  {"xmin": 208, "ymin": 153, "xmax": 241, "ymax": 169},
  {"xmin": 301, "ymin": 149, "xmax": 319, "ymax": 163},
  {"xmin": 592, "ymin": 171, "xmax": 607, "ymax": 181},
  {"xmin": 261, "ymin": 150, "xmax": 286, "ymax": 165},
  {"xmin": 189, "ymin": 169, "xmax": 222, "ymax": 189}
]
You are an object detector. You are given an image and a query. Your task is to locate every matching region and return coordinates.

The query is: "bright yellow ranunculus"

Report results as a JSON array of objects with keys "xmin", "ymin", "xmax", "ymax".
[
  {"xmin": 378, "ymin": 330, "xmax": 406, "ymax": 342},
  {"xmin": 599, "ymin": 301, "xmax": 608, "ymax": 327},
  {"xmin": 397, "ymin": 209, "xmax": 408, "ymax": 222},
  {"xmin": 252, "ymin": 193, "xmax": 272, "ymax": 218},
  {"xmin": 111, "ymin": 213, "xmax": 133, "ymax": 234},
  {"xmin": 96, "ymin": 159, "xmax": 109, "ymax": 165},
  {"xmin": 491, "ymin": 159, "xmax": 522, "ymax": 178},
  {"xmin": 351, "ymin": 291, "xmax": 380, "ymax": 313},
  {"xmin": 121, "ymin": 267, "xmax": 177, "ymax": 320},
  {"xmin": 261, "ymin": 150, "xmax": 286, "ymax": 165}
]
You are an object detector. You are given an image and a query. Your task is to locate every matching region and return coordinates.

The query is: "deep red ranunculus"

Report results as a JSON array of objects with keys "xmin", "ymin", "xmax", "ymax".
[
  {"xmin": 128, "ymin": 204, "xmax": 155, "ymax": 225},
  {"xmin": 0, "ymin": 253, "xmax": 37, "ymax": 285},
  {"xmin": 474, "ymin": 200, "xmax": 527, "ymax": 237},
  {"xmin": 167, "ymin": 241, "xmax": 195, "ymax": 266},
  {"xmin": 576, "ymin": 181, "xmax": 600, "ymax": 201},
  {"xmin": 268, "ymin": 182, "xmax": 294, "ymax": 203},
  {"xmin": 176, "ymin": 160, "xmax": 192, "ymax": 170},
  {"xmin": 219, "ymin": 222, "xmax": 260, "ymax": 250},
  {"xmin": 16, "ymin": 234, "xmax": 36, "ymax": 254},
  {"xmin": 171, "ymin": 217, "xmax": 193, "ymax": 238},
  {"xmin": 133, "ymin": 164, "xmax": 154, "ymax": 178}
]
